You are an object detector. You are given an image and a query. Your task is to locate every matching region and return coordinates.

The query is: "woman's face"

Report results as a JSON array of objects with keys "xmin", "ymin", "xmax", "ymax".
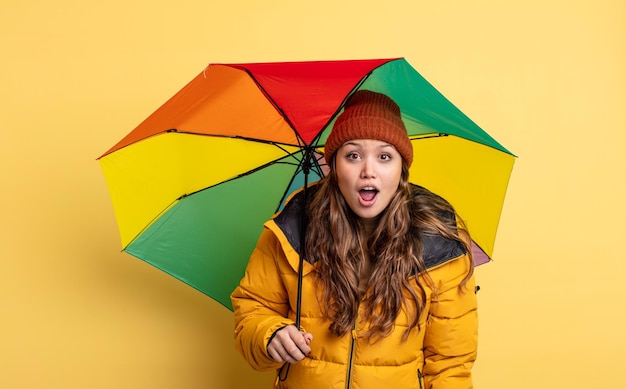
[{"xmin": 335, "ymin": 139, "xmax": 403, "ymax": 220}]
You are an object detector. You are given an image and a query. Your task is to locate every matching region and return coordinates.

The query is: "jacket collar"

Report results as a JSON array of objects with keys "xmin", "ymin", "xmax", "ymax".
[{"xmin": 272, "ymin": 183, "xmax": 466, "ymax": 270}]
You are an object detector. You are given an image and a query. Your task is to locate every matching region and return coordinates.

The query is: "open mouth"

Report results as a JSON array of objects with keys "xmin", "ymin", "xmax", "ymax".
[{"xmin": 359, "ymin": 187, "xmax": 379, "ymax": 203}]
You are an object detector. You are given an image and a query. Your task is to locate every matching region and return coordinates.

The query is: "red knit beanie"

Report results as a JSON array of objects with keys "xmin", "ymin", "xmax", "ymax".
[{"xmin": 324, "ymin": 90, "xmax": 413, "ymax": 167}]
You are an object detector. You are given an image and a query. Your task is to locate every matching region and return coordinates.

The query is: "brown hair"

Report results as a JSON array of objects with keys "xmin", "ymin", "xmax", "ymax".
[{"xmin": 305, "ymin": 161, "xmax": 474, "ymax": 341}]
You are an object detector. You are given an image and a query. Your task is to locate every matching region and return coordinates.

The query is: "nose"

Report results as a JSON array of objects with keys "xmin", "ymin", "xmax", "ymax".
[{"xmin": 360, "ymin": 157, "xmax": 376, "ymax": 178}]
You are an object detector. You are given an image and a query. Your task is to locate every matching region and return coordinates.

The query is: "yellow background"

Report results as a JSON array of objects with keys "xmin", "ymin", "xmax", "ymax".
[{"xmin": 1, "ymin": 1, "xmax": 624, "ymax": 388}]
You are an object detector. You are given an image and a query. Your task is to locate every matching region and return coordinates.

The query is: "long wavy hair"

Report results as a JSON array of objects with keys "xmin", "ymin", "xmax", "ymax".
[{"xmin": 305, "ymin": 160, "xmax": 474, "ymax": 341}]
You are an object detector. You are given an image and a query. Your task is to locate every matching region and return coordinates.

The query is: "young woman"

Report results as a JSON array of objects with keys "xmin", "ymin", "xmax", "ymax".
[{"xmin": 231, "ymin": 90, "xmax": 478, "ymax": 389}]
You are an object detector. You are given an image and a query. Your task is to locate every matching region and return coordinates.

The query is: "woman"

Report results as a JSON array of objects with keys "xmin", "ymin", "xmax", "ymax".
[{"xmin": 231, "ymin": 90, "xmax": 478, "ymax": 389}]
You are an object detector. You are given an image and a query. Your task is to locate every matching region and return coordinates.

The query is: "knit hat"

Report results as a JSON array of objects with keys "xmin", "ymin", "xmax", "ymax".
[{"xmin": 324, "ymin": 90, "xmax": 413, "ymax": 167}]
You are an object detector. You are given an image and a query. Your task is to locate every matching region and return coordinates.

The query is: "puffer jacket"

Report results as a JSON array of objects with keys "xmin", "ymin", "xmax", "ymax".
[{"xmin": 231, "ymin": 186, "xmax": 478, "ymax": 389}]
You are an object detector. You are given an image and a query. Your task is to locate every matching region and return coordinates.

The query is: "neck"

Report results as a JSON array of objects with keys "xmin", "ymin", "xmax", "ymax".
[{"xmin": 360, "ymin": 217, "xmax": 379, "ymax": 236}]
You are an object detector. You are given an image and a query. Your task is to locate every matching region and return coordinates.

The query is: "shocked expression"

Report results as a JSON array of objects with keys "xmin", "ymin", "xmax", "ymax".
[{"xmin": 335, "ymin": 139, "xmax": 403, "ymax": 220}]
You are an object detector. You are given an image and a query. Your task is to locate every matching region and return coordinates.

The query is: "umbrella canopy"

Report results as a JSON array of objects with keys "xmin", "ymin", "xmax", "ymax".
[{"xmin": 98, "ymin": 58, "xmax": 515, "ymax": 310}]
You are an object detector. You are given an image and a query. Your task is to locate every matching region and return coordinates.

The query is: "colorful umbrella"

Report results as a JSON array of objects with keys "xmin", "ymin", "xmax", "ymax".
[{"xmin": 98, "ymin": 58, "xmax": 515, "ymax": 310}]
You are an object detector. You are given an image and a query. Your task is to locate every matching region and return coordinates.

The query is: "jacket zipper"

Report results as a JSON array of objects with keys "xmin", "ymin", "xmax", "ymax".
[
  {"xmin": 345, "ymin": 322, "xmax": 357, "ymax": 389},
  {"xmin": 417, "ymin": 368, "xmax": 424, "ymax": 389}
]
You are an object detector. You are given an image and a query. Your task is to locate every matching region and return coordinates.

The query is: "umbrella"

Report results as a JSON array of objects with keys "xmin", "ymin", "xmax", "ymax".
[{"xmin": 98, "ymin": 58, "xmax": 515, "ymax": 310}]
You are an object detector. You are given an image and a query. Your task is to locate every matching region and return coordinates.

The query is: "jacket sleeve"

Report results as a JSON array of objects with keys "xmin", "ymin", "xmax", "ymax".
[
  {"xmin": 422, "ymin": 253, "xmax": 478, "ymax": 389},
  {"xmin": 231, "ymin": 228, "xmax": 295, "ymax": 372}
]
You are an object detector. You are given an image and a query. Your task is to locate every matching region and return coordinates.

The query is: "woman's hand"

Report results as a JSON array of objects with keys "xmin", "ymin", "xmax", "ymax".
[{"xmin": 267, "ymin": 325, "xmax": 313, "ymax": 364}]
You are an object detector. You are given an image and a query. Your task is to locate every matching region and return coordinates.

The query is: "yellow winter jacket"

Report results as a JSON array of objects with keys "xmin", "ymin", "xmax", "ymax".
[{"xmin": 231, "ymin": 187, "xmax": 478, "ymax": 389}]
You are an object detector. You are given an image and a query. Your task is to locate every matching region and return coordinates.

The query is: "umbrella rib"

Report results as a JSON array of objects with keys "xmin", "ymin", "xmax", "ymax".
[
  {"xmin": 308, "ymin": 60, "xmax": 393, "ymax": 147},
  {"xmin": 166, "ymin": 130, "xmax": 308, "ymax": 167},
  {"xmin": 272, "ymin": 147, "xmax": 328, "ymax": 214},
  {"xmin": 232, "ymin": 70, "xmax": 307, "ymax": 149},
  {"xmin": 308, "ymin": 79, "xmax": 368, "ymax": 147},
  {"xmin": 123, "ymin": 149, "xmax": 304, "ymax": 249},
  {"xmin": 164, "ymin": 128, "xmax": 303, "ymax": 149},
  {"xmin": 306, "ymin": 151, "xmax": 326, "ymax": 177},
  {"xmin": 165, "ymin": 128, "xmax": 448, "ymax": 145},
  {"xmin": 165, "ymin": 132, "xmax": 447, "ymax": 207},
  {"xmin": 177, "ymin": 150, "xmax": 303, "ymax": 201},
  {"xmin": 409, "ymin": 133, "xmax": 449, "ymax": 140}
]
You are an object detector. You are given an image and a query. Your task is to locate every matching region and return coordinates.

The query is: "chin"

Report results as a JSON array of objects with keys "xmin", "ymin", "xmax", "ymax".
[{"xmin": 355, "ymin": 209, "xmax": 383, "ymax": 220}]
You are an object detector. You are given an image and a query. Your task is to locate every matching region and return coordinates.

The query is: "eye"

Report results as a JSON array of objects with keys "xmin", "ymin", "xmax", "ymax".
[
  {"xmin": 345, "ymin": 151, "xmax": 360, "ymax": 160},
  {"xmin": 380, "ymin": 153, "xmax": 392, "ymax": 161}
]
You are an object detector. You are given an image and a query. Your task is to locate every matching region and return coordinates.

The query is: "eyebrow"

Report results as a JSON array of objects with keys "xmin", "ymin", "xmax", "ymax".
[{"xmin": 342, "ymin": 140, "xmax": 393, "ymax": 148}]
